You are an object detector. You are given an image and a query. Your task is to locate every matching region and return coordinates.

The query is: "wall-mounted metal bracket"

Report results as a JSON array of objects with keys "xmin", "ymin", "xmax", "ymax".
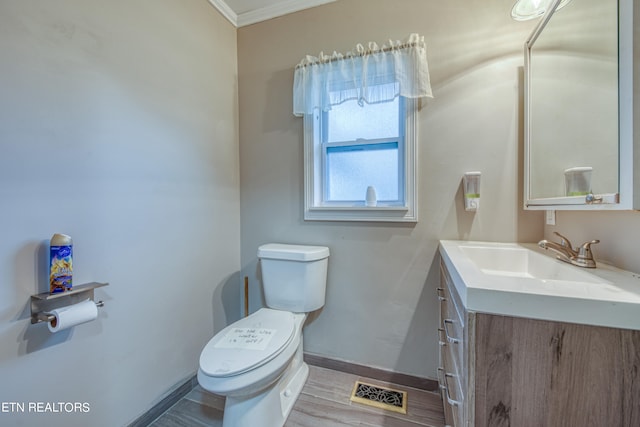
[{"xmin": 30, "ymin": 282, "xmax": 109, "ymax": 325}]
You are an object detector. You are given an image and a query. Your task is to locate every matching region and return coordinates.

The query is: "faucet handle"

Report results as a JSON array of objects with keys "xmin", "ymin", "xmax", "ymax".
[
  {"xmin": 574, "ymin": 240, "xmax": 600, "ymax": 268},
  {"xmin": 553, "ymin": 231, "xmax": 574, "ymax": 250}
]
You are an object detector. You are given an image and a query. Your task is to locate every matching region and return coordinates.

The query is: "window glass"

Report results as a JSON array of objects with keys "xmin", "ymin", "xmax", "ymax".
[
  {"xmin": 325, "ymin": 95, "xmax": 400, "ymax": 143},
  {"xmin": 326, "ymin": 142, "xmax": 399, "ymax": 201}
]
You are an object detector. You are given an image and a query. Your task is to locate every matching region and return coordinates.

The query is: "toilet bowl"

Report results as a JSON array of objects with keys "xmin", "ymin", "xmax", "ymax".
[
  {"xmin": 198, "ymin": 243, "xmax": 329, "ymax": 427},
  {"xmin": 197, "ymin": 308, "xmax": 308, "ymax": 427}
]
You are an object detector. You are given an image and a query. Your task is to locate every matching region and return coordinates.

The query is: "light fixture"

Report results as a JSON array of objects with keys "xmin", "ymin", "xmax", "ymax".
[{"xmin": 511, "ymin": 0, "xmax": 573, "ymax": 21}]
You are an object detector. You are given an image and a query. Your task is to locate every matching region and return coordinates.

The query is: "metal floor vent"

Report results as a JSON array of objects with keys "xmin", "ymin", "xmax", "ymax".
[{"xmin": 349, "ymin": 381, "xmax": 408, "ymax": 414}]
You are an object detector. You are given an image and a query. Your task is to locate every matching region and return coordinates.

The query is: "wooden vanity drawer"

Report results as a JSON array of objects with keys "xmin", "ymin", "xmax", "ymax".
[
  {"xmin": 439, "ymin": 344, "xmax": 463, "ymax": 426},
  {"xmin": 440, "ymin": 263, "xmax": 464, "ymax": 324},
  {"xmin": 438, "ymin": 329, "xmax": 455, "ymax": 426}
]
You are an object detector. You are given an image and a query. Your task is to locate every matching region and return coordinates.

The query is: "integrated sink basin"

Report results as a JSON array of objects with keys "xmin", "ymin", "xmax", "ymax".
[
  {"xmin": 439, "ymin": 240, "xmax": 640, "ymax": 330},
  {"xmin": 459, "ymin": 244, "xmax": 604, "ymax": 284}
]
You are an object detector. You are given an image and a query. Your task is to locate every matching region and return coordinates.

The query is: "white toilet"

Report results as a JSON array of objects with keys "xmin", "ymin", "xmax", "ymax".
[{"xmin": 198, "ymin": 243, "xmax": 330, "ymax": 427}]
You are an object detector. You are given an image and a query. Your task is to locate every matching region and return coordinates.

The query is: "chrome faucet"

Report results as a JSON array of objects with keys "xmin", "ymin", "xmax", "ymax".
[{"xmin": 538, "ymin": 231, "xmax": 599, "ymax": 268}]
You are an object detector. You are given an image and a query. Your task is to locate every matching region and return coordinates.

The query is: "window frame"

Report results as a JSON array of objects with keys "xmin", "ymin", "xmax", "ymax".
[{"xmin": 303, "ymin": 97, "xmax": 418, "ymax": 222}]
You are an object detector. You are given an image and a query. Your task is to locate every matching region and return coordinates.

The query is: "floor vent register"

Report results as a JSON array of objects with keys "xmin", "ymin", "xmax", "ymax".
[{"xmin": 349, "ymin": 381, "xmax": 408, "ymax": 414}]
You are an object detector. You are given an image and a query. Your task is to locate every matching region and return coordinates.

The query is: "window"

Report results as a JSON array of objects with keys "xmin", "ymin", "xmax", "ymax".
[
  {"xmin": 293, "ymin": 34, "xmax": 432, "ymax": 221},
  {"xmin": 303, "ymin": 92, "xmax": 419, "ymax": 222},
  {"xmin": 325, "ymin": 141, "xmax": 400, "ymax": 203}
]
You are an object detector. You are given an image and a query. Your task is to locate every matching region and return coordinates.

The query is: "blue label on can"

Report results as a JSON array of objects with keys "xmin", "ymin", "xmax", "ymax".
[{"xmin": 50, "ymin": 245, "xmax": 73, "ymax": 293}]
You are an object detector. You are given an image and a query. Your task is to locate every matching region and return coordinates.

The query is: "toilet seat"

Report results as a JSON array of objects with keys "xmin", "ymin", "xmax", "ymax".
[{"xmin": 200, "ymin": 308, "xmax": 296, "ymax": 378}]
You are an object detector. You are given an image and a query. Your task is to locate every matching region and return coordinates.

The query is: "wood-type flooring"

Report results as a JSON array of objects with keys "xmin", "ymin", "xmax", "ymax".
[{"xmin": 149, "ymin": 365, "xmax": 445, "ymax": 427}]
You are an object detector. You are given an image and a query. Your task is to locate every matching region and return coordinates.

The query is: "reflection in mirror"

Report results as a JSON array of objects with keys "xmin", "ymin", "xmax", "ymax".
[
  {"xmin": 511, "ymin": 0, "xmax": 573, "ymax": 21},
  {"xmin": 527, "ymin": 0, "xmax": 618, "ymax": 202}
]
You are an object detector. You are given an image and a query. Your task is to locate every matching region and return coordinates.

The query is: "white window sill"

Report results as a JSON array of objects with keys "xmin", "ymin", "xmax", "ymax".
[{"xmin": 305, "ymin": 205, "xmax": 415, "ymax": 222}]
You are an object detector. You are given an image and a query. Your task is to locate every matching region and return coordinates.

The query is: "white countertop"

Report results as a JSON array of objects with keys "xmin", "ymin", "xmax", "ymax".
[{"xmin": 439, "ymin": 240, "xmax": 640, "ymax": 330}]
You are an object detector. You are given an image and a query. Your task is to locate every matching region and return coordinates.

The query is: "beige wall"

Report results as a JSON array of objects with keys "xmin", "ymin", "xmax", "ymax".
[
  {"xmin": 546, "ymin": 212, "xmax": 640, "ymax": 273},
  {"xmin": 238, "ymin": 0, "xmax": 543, "ymax": 379},
  {"xmin": 0, "ymin": 1, "xmax": 239, "ymax": 426}
]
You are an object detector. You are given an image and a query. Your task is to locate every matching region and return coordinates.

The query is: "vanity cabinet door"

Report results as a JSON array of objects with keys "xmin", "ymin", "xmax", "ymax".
[{"xmin": 473, "ymin": 313, "xmax": 640, "ymax": 427}]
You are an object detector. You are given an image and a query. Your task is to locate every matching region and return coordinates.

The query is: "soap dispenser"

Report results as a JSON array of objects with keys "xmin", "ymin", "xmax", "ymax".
[{"xmin": 463, "ymin": 172, "xmax": 481, "ymax": 211}]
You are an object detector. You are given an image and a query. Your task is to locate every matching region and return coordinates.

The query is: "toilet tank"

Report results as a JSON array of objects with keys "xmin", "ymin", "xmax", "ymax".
[{"xmin": 257, "ymin": 243, "xmax": 329, "ymax": 312}]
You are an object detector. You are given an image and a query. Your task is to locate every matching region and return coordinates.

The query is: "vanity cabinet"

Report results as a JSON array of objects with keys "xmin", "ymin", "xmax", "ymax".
[
  {"xmin": 438, "ymin": 261, "xmax": 471, "ymax": 427},
  {"xmin": 438, "ymin": 260, "xmax": 640, "ymax": 427}
]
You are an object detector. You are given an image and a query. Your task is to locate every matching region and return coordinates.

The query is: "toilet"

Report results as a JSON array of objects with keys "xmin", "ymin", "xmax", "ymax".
[{"xmin": 198, "ymin": 243, "xmax": 330, "ymax": 427}]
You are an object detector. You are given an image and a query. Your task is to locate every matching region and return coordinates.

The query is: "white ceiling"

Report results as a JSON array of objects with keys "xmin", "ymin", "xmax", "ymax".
[{"xmin": 207, "ymin": 0, "xmax": 336, "ymax": 27}]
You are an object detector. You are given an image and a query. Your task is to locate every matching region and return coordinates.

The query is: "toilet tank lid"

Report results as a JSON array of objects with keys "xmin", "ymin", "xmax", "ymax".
[{"xmin": 258, "ymin": 243, "xmax": 329, "ymax": 261}]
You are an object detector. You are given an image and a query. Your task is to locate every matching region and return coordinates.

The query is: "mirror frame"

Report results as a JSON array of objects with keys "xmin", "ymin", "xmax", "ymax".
[{"xmin": 523, "ymin": 0, "xmax": 638, "ymax": 210}]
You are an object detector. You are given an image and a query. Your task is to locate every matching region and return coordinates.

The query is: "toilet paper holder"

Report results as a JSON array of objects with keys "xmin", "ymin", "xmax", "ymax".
[{"xmin": 30, "ymin": 282, "xmax": 109, "ymax": 325}]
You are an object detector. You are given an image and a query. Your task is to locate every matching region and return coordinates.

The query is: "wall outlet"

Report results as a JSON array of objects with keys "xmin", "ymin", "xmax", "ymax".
[{"xmin": 546, "ymin": 210, "xmax": 556, "ymax": 225}]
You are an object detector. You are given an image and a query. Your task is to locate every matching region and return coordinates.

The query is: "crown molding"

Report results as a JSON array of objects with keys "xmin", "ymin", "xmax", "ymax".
[
  {"xmin": 207, "ymin": 0, "xmax": 238, "ymax": 27},
  {"xmin": 206, "ymin": 0, "xmax": 335, "ymax": 28},
  {"xmin": 237, "ymin": 0, "xmax": 336, "ymax": 27}
]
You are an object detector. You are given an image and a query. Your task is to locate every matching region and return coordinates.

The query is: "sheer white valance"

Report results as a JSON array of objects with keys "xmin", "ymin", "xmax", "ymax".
[{"xmin": 293, "ymin": 34, "xmax": 433, "ymax": 117}]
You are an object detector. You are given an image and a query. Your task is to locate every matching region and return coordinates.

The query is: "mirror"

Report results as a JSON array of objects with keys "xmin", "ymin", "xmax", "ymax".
[{"xmin": 524, "ymin": 0, "xmax": 637, "ymax": 209}]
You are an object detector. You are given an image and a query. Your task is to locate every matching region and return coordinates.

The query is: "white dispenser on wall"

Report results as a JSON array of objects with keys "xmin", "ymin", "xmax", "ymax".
[{"xmin": 463, "ymin": 172, "xmax": 481, "ymax": 211}]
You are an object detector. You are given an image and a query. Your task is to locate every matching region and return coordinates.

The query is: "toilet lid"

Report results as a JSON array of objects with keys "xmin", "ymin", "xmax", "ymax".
[{"xmin": 199, "ymin": 308, "xmax": 296, "ymax": 378}]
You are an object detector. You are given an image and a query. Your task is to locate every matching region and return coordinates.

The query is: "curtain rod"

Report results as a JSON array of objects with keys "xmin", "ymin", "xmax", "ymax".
[{"xmin": 295, "ymin": 40, "xmax": 422, "ymax": 70}]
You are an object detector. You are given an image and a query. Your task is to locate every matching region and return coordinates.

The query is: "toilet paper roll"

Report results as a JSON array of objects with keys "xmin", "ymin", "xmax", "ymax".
[{"xmin": 47, "ymin": 299, "xmax": 98, "ymax": 333}]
